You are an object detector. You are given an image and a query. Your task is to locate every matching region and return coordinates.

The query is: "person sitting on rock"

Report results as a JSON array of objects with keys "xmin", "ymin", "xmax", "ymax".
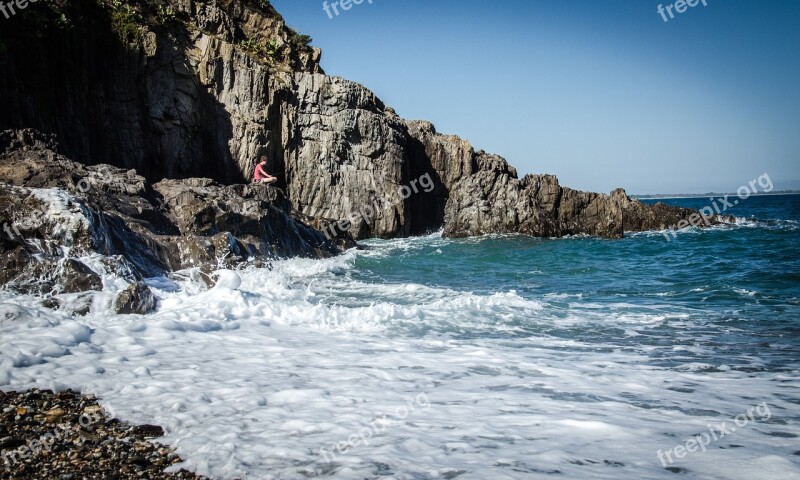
[{"xmin": 253, "ymin": 156, "xmax": 277, "ymax": 185}]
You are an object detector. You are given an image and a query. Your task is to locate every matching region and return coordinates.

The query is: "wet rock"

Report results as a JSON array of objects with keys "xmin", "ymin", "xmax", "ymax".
[
  {"xmin": 130, "ymin": 425, "xmax": 165, "ymax": 438},
  {"xmin": 41, "ymin": 297, "xmax": 62, "ymax": 310},
  {"xmin": 70, "ymin": 296, "xmax": 94, "ymax": 317},
  {"xmin": 0, "ymin": 245, "xmax": 31, "ymax": 286},
  {"xmin": 114, "ymin": 282, "xmax": 157, "ymax": 315},
  {"xmin": 0, "ymin": 135, "xmax": 346, "ymax": 283},
  {"xmin": 153, "ymin": 179, "xmax": 340, "ymax": 261},
  {"xmin": 59, "ymin": 259, "xmax": 103, "ymax": 294}
]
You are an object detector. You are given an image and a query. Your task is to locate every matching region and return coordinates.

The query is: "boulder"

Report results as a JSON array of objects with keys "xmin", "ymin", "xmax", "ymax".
[{"xmin": 114, "ymin": 282, "xmax": 156, "ymax": 315}]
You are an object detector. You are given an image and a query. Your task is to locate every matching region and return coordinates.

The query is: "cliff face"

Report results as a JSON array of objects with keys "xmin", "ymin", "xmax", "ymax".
[
  {"xmin": 0, "ymin": 0, "xmax": 705, "ymax": 241},
  {"xmin": 0, "ymin": 0, "xmax": 322, "ymax": 184}
]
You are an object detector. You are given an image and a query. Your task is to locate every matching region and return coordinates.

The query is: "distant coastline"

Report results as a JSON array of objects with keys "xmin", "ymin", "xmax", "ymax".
[{"xmin": 633, "ymin": 191, "xmax": 800, "ymax": 200}]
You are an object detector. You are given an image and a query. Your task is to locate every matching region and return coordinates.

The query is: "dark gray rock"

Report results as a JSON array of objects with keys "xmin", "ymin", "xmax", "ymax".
[
  {"xmin": 59, "ymin": 259, "xmax": 103, "ymax": 294},
  {"xmin": 114, "ymin": 282, "xmax": 156, "ymax": 315},
  {"xmin": 152, "ymin": 178, "xmax": 341, "ymax": 261},
  {"xmin": 611, "ymin": 188, "xmax": 720, "ymax": 232},
  {"xmin": 0, "ymin": 0, "xmax": 322, "ymax": 185},
  {"xmin": 0, "ymin": 246, "xmax": 31, "ymax": 287}
]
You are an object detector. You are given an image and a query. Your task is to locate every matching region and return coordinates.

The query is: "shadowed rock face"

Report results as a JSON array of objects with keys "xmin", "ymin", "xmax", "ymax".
[
  {"xmin": 0, "ymin": 0, "xmax": 321, "ymax": 185},
  {"xmin": 0, "ymin": 129, "xmax": 343, "ymax": 300},
  {"xmin": 0, "ymin": 0, "xmax": 714, "ymax": 242}
]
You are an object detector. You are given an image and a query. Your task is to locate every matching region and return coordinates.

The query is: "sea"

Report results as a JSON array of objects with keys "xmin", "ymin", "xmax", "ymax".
[{"xmin": 1, "ymin": 193, "xmax": 799, "ymax": 479}]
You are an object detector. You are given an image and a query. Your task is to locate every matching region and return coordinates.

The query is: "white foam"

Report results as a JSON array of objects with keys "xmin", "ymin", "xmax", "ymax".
[{"xmin": 28, "ymin": 189, "xmax": 94, "ymax": 247}]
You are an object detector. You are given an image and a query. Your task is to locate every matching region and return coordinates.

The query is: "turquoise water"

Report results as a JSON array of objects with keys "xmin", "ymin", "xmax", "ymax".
[{"xmin": 348, "ymin": 195, "xmax": 800, "ymax": 368}]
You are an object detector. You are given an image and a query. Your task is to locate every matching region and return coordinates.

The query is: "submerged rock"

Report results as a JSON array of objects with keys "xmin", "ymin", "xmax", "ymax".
[{"xmin": 114, "ymin": 282, "xmax": 157, "ymax": 315}]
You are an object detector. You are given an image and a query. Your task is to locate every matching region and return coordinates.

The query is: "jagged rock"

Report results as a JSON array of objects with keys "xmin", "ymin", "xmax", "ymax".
[
  {"xmin": 59, "ymin": 259, "xmax": 103, "ymax": 294},
  {"xmin": 0, "ymin": 246, "xmax": 31, "ymax": 286},
  {"xmin": 0, "ymin": 129, "xmax": 60, "ymax": 154},
  {"xmin": 0, "ymin": 133, "xmax": 346, "ymax": 299},
  {"xmin": 611, "ymin": 188, "xmax": 709, "ymax": 232},
  {"xmin": 442, "ymin": 170, "xmax": 625, "ymax": 238},
  {"xmin": 152, "ymin": 178, "xmax": 341, "ymax": 260},
  {"xmin": 284, "ymin": 74, "xmax": 411, "ymax": 239},
  {"xmin": 0, "ymin": 0, "xmax": 321, "ymax": 183},
  {"xmin": 404, "ymin": 120, "xmax": 476, "ymax": 235},
  {"xmin": 0, "ymin": 178, "xmax": 104, "ymax": 294},
  {"xmin": 114, "ymin": 282, "xmax": 157, "ymax": 315}
]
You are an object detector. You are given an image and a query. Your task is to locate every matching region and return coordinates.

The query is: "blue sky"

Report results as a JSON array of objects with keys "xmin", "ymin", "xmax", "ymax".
[{"xmin": 271, "ymin": 0, "xmax": 800, "ymax": 194}]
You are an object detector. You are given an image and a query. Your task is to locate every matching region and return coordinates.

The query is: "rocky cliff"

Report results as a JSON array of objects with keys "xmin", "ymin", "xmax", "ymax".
[{"xmin": 0, "ymin": 0, "xmax": 712, "ymax": 243}]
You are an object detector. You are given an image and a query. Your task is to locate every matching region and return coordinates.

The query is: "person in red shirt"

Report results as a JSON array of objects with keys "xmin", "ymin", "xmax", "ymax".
[{"xmin": 253, "ymin": 156, "xmax": 277, "ymax": 185}]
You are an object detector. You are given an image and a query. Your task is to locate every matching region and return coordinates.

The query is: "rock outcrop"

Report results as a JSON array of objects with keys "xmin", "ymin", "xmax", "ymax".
[
  {"xmin": 406, "ymin": 121, "xmax": 717, "ymax": 238},
  {"xmin": 0, "ymin": 129, "xmax": 345, "ymax": 300},
  {"xmin": 0, "ymin": 0, "xmax": 715, "ymax": 242}
]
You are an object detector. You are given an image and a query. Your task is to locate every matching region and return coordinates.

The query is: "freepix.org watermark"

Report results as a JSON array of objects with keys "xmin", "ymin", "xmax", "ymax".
[
  {"xmin": 0, "ymin": 0, "xmax": 46, "ymax": 21},
  {"xmin": 2, "ymin": 410, "xmax": 105, "ymax": 471},
  {"xmin": 321, "ymin": 172, "xmax": 435, "ymax": 240},
  {"xmin": 656, "ymin": 401, "xmax": 771, "ymax": 468},
  {"xmin": 1, "ymin": 221, "xmax": 42, "ymax": 253},
  {"xmin": 661, "ymin": 173, "xmax": 773, "ymax": 241},
  {"xmin": 319, "ymin": 392, "xmax": 430, "ymax": 463},
  {"xmin": 657, "ymin": 0, "xmax": 708, "ymax": 23},
  {"xmin": 322, "ymin": 0, "xmax": 372, "ymax": 19}
]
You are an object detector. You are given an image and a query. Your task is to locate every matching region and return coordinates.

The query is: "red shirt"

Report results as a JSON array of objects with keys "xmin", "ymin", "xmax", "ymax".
[{"xmin": 254, "ymin": 164, "xmax": 268, "ymax": 181}]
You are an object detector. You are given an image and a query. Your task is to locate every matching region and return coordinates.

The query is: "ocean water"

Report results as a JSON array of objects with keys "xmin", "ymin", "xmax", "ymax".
[{"xmin": 1, "ymin": 194, "xmax": 799, "ymax": 479}]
